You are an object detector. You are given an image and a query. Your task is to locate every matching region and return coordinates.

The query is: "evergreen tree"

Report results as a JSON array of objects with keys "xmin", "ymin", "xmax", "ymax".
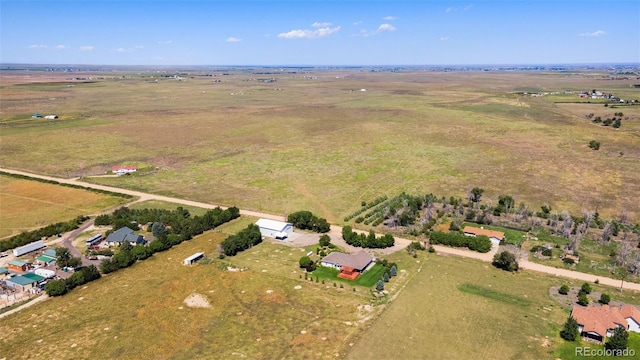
[
  {"xmin": 559, "ymin": 285, "xmax": 569, "ymax": 295},
  {"xmin": 383, "ymin": 272, "xmax": 390, "ymax": 282},
  {"xmin": 376, "ymin": 279, "xmax": 384, "ymax": 291},
  {"xmin": 605, "ymin": 327, "xmax": 629, "ymax": 351},
  {"xmin": 390, "ymin": 265, "xmax": 397, "ymax": 277},
  {"xmin": 560, "ymin": 316, "xmax": 580, "ymax": 341}
]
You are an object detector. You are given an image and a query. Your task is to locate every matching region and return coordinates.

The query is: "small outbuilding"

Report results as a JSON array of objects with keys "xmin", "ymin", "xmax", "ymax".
[
  {"xmin": 255, "ymin": 218, "xmax": 293, "ymax": 240},
  {"xmin": 32, "ymin": 113, "xmax": 43, "ymax": 118},
  {"xmin": 6, "ymin": 273, "xmax": 45, "ymax": 291},
  {"xmin": 7, "ymin": 259, "xmax": 29, "ymax": 272},
  {"xmin": 183, "ymin": 252, "xmax": 204, "ymax": 265},
  {"xmin": 44, "ymin": 115, "xmax": 59, "ymax": 119}
]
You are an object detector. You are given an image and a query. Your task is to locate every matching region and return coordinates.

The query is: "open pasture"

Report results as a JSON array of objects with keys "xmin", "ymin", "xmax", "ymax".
[
  {"xmin": 1, "ymin": 69, "xmax": 639, "ymax": 222},
  {"xmin": 346, "ymin": 252, "xmax": 640, "ymax": 360},
  {"xmin": 0, "ymin": 220, "xmax": 380, "ymax": 360},
  {"xmin": 0, "ymin": 174, "xmax": 128, "ymax": 239}
]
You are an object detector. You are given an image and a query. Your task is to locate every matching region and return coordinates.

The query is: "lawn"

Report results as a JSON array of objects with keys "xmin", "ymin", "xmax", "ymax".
[
  {"xmin": 0, "ymin": 174, "xmax": 130, "ymax": 239},
  {"xmin": 555, "ymin": 332, "xmax": 640, "ymax": 359},
  {"xmin": 312, "ymin": 263, "xmax": 387, "ymax": 287}
]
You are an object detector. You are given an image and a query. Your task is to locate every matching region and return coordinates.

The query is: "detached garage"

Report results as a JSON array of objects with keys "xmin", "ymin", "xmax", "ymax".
[{"xmin": 256, "ymin": 219, "xmax": 293, "ymax": 240}]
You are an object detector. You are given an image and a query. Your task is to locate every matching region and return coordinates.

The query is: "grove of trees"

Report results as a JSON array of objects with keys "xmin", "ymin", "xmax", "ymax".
[
  {"xmin": 429, "ymin": 231, "xmax": 492, "ymax": 253},
  {"xmin": 220, "ymin": 224, "xmax": 262, "ymax": 256},
  {"xmin": 287, "ymin": 211, "xmax": 330, "ymax": 233},
  {"xmin": 341, "ymin": 226, "xmax": 395, "ymax": 248},
  {"xmin": 1, "ymin": 216, "xmax": 89, "ymax": 252}
]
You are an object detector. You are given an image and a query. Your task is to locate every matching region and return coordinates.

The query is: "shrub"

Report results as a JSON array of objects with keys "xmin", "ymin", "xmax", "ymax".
[
  {"xmin": 599, "ymin": 293, "xmax": 611, "ymax": 304},
  {"xmin": 581, "ymin": 282, "xmax": 592, "ymax": 294},
  {"xmin": 588, "ymin": 140, "xmax": 600, "ymax": 150},
  {"xmin": 428, "ymin": 246, "xmax": 435, "ymax": 253},
  {"xmin": 559, "ymin": 285, "xmax": 570, "ymax": 295},
  {"xmin": 492, "ymin": 251, "xmax": 519, "ymax": 272},
  {"xmin": 577, "ymin": 293, "xmax": 589, "ymax": 306},
  {"xmin": 541, "ymin": 248, "xmax": 552, "ymax": 257},
  {"xmin": 563, "ymin": 257, "xmax": 575, "ymax": 265}
]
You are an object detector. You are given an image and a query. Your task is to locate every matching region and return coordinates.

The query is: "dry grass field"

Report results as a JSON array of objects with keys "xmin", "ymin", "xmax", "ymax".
[
  {"xmin": 347, "ymin": 252, "xmax": 640, "ymax": 360},
  {"xmin": 0, "ymin": 217, "xmax": 388, "ymax": 360},
  {"xmin": 0, "ymin": 174, "xmax": 129, "ymax": 239},
  {"xmin": 1, "ymin": 69, "xmax": 639, "ymax": 222}
]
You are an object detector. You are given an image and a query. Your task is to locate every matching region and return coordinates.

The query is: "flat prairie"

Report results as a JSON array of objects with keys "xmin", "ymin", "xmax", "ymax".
[
  {"xmin": 1, "ymin": 69, "xmax": 638, "ymax": 222},
  {"xmin": 0, "ymin": 175, "xmax": 129, "ymax": 239}
]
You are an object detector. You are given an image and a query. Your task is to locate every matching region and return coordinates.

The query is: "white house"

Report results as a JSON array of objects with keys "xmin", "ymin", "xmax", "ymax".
[
  {"xmin": 462, "ymin": 226, "xmax": 505, "ymax": 247},
  {"xmin": 255, "ymin": 219, "xmax": 293, "ymax": 240}
]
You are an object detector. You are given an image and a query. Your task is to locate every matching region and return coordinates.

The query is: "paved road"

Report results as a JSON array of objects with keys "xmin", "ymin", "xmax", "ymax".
[{"xmin": 2, "ymin": 167, "xmax": 639, "ymax": 292}]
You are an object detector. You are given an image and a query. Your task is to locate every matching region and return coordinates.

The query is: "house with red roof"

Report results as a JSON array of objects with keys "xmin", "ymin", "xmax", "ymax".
[
  {"xmin": 571, "ymin": 304, "xmax": 640, "ymax": 343},
  {"xmin": 112, "ymin": 166, "xmax": 137, "ymax": 175},
  {"xmin": 463, "ymin": 226, "xmax": 505, "ymax": 246}
]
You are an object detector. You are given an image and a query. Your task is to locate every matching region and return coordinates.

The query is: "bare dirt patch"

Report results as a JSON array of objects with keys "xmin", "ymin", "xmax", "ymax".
[{"xmin": 183, "ymin": 293, "xmax": 211, "ymax": 308}]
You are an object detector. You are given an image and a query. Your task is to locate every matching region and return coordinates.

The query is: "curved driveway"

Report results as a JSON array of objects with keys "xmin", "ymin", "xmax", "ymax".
[{"xmin": 2, "ymin": 167, "xmax": 639, "ymax": 292}]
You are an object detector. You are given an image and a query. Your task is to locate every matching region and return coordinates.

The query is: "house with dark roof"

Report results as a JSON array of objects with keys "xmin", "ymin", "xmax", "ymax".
[
  {"xmin": 320, "ymin": 250, "xmax": 374, "ymax": 280},
  {"xmin": 105, "ymin": 227, "xmax": 145, "ymax": 247},
  {"xmin": 571, "ymin": 304, "xmax": 640, "ymax": 343}
]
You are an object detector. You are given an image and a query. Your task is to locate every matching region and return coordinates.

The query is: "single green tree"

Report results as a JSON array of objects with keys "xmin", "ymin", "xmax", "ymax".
[
  {"xmin": 559, "ymin": 285, "xmax": 570, "ymax": 295},
  {"xmin": 560, "ymin": 316, "xmax": 580, "ymax": 341},
  {"xmin": 299, "ymin": 256, "xmax": 312, "ymax": 269},
  {"xmin": 376, "ymin": 279, "xmax": 384, "ymax": 291},
  {"xmin": 492, "ymin": 251, "xmax": 519, "ymax": 272},
  {"xmin": 581, "ymin": 282, "xmax": 592, "ymax": 294},
  {"xmin": 605, "ymin": 327, "xmax": 629, "ymax": 351},
  {"xmin": 383, "ymin": 272, "xmax": 390, "ymax": 282},
  {"xmin": 44, "ymin": 279, "xmax": 68, "ymax": 297},
  {"xmin": 599, "ymin": 293, "xmax": 611, "ymax": 304},
  {"xmin": 468, "ymin": 187, "xmax": 484, "ymax": 204},
  {"xmin": 318, "ymin": 234, "xmax": 331, "ymax": 247},
  {"xmin": 390, "ymin": 265, "xmax": 397, "ymax": 277}
]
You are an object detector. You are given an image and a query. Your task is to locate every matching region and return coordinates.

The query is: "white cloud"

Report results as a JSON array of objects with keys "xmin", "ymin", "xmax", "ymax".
[
  {"xmin": 440, "ymin": 36, "xmax": 450, "ymax": 41},
  {"xmin": 278, "ymin": 26, "xmax": 340, "ymax": 39},
  {"xmin": 311, "ymin": 22, "xmax": 332, "ymax": 28},
  {"xmin": 377, "ymin": 24, "xmax": 396, "ymax": 32},
  {"xmin": 80, "ymin": 46, "xmax": 94, "ymax": 51},
  {"xmin": 353, "ymin": 21, "xmax": 362, "ymax": 25},
  {"xmin": 116, "ymin": 46, "xmax": 142, "ymax": 53},
  {"xmin": 446, "ymin": 4, "xmax": 472, "ymax": 13},
  {"xmin": 383, "ymin": 16, "xmax": 396, "ymax": 21},
  {"xmin": 579, "ymin": 30, "xmax": 605, "ymax": 37},
  {"xmin": 226, "ymin": 37, "xmax": 242, "ymax": 43},
  {"xmin": 29, "ymin": 44, "xmax": 48, "ymax": 49},
  {"xmin": 53, "ymin": 45, "xmax": 67, "ymax": 50},
  {"xmin": 157, "ymin": 40, "xmax": 172, "ymax": 45}
]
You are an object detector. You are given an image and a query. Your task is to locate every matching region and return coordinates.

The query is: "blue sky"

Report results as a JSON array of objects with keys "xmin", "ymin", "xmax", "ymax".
[{"xmin": 1, "ymin": 1, "xmax": 638, "ymax": 65}]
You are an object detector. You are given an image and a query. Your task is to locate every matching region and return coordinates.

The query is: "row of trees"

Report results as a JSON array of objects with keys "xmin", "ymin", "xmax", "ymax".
[
  {"xmin": 429, "ymin": 231, "xmax": 492, "ymax": 253},
  {"xmin": 96, "ymin": 206, "xmax": 240, "ymax": 242},
  {"xmin": 220, "ymin": 224, "xmax": 262, "ymax": 256},
  {"xmin": 342, "ymin": 226, "xmax": 395, "ymax": 248},
  {"xmin": 44, "ymin": 265, "xmax": 101, "ymax": 296},
  {"xmin": 0, "ymin": 216, "xmax": 90, "ymax": 252},
  {"xmin": 100, "ymin": 242, "xmax": 153, "ymax": 274},
  {"xmin": 287, "ymin": 211, "xmax": 330, "ymax": 233}
]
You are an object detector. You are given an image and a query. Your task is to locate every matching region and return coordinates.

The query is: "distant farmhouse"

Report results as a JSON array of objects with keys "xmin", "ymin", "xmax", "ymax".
[
  {"xmin": 463, "ymin": 226, "xmax": 505, "ymax": 247},
  {"xmin": 321, "ymin": 250, "xmax": 375, "ymax": 280},
  {"xmin": 105, "ymin": 227, "xmax": 145, "ymax": 247},
  {"xmin": 571, "ymin": 304, "xmax": 640, "ymax": 343},
  {"xmin": 255, "ymin": 218, "xmax": 293, "ymax": 240},
  {"xmin": 112, "ymin": 166, "xmax": 137, "ymax": 175}
]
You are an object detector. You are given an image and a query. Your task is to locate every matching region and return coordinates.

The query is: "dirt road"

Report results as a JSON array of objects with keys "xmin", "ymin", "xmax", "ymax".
[{"xmin": 2, "ymin": 167, "xmax": 639, "ymax": 292}]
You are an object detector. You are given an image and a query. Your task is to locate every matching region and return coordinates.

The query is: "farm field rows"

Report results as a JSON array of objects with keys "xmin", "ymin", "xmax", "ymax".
[{"xmin": 1, "ymin": 70, "xmax": 639, "ymax": 223}]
